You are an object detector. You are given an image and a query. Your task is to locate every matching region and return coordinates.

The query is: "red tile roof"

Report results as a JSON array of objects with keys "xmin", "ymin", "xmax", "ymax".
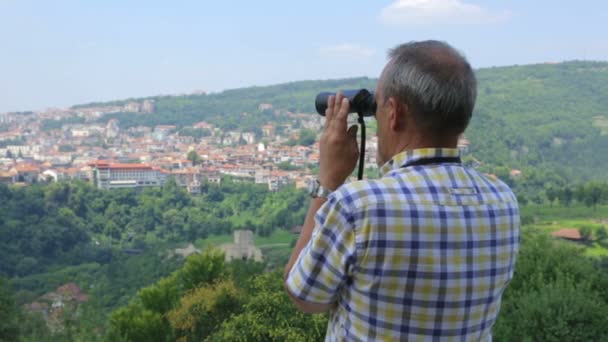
[{"xmin": 551, "ymin": 228, "xmax": 582, "ymax": 240}]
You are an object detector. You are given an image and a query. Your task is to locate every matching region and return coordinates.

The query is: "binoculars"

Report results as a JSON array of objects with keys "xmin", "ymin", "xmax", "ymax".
[{"xmin": 315, "ymin": 89, "xmax": 376, "ymax": 117}]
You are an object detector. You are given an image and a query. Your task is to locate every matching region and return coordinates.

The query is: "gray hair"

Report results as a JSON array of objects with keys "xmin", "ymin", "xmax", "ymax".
[{"xmin": 381, "ymin": 40, "xmax": 477, "ymax": 136}]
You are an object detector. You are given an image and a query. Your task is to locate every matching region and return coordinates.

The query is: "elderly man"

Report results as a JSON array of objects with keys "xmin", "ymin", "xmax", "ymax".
[{"xmin": 284, "ymin": 40, "xmax": 520, "ymax": 341}]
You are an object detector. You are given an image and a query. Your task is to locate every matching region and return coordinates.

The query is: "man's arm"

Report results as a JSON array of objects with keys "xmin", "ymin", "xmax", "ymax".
[
  {"xmin": 283, "ymin": 197, "xmax": 332, "ymax": 313},
  {"xmin": 283, "ymin": 92, "xmax": 359, "ymax": 313}
]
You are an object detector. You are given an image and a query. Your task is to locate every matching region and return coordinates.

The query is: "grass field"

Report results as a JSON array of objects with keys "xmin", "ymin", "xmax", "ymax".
[
  {"xmin": 191, "ymin": 205, "xmax": 608, "ymax": 260},
  {"xmin": 522, "ymin": 204, "xmax": 608, "ymax": 257},
  {"xmin": 195, "ymin": 229, "xmax": 295, "ymax": 249}
]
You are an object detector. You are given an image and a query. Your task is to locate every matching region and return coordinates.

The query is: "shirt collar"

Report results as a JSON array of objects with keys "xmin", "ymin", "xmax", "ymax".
[{"xmin": 379, "ymin": 148, "xmax": 461, "ymax": 177}]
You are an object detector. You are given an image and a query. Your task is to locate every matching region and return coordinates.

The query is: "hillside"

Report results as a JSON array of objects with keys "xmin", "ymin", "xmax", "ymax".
[{"xmin": 80, "ymin": 61, "xmax": 608, "ymax": 181}]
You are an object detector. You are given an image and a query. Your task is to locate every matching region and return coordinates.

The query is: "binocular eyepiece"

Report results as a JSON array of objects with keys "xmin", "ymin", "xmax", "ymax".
[{"xmin": 315, "ymin": 89, "xmax": 376, "ymax": 117}]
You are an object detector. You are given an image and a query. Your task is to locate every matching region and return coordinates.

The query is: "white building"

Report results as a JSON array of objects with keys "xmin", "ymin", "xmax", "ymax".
[{"xmin": 89, "ymin": 161, "xmax": 167, "ymax": 189}]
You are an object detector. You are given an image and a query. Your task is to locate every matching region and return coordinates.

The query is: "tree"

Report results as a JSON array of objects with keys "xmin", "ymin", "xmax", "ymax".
[
  {"xmin": 187, "ymin": 150, "xmax": 202, "ymax": 166},
  {"xmin": 585, "ymin": 182, "xmax": 603, "ymax": 209},
  {"xmin": 494, "ymin": 281, "xmax": 608, "ymax": 341},
  {"xmin": 596, "ymin": 226, "xmax": 608, "ymax": 242},
  {"xmin": 545, "ymin": 186, "xmax": 558, "ymax": 206},
  {"xmin": 579, "ymin": 225, "xmax": 593, "ymax": 242},
  {"xmin": 558, "ymin": 187, "xmax": 574, "ymax": 206},
  {"xmin": 180, "ymin": 250, "xmax": 227, "ymax": 291},
  {"xmin": 108, "ymin": 303, "xmax": 171, "ymax": 342},
  {"xmin": 209, "ymin": 271, "xmax": 328, "ymax": 342},
  {"xmin": 168, "ymin": 280, "xmax": 244, "ymax": 341},
  {"xmin": 494, "ymin": 232, "xmax": 608, "ymax": 340},
  {"xmin": 0, "ymin": 278, "xmax": 21, "ymax": 341}
]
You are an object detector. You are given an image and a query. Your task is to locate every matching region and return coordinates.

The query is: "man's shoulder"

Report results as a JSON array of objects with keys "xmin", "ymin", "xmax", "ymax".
[
  {"xmin": 332, "ymin": 177, "xmax": 399, "ymax": 209},
  {"xmin": 466, "ymin": 168, "xmax": 519, "ymax": 202}
]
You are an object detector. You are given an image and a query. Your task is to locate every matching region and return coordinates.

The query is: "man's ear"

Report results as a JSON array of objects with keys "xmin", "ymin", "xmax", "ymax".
[{"xmin": 388, "ymin": 97, "xmax": 407, "ymax": 131}]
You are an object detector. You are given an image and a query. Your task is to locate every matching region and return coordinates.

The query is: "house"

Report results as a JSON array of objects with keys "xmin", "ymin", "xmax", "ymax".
[
  {"xmin": 12, "ymin": 164, "xmax": 40, "ymax": 183},
  {"xmin": 0, "ymin": 169, "xmax": 17, "ymax": 183},
  {"xmin": 24, "ymin": 283, "xmax": 89, "ymax": 332},
  {"xmin": 510, "ymin": 169, "xmax": 522, "ymax": 178},
  {"xmin": 551, "ymin": 228, "xmax": 583, "ymax": 242},
  {"xmin": 262, "ymin": 124, "xmax": 275, "ymax": 137}
]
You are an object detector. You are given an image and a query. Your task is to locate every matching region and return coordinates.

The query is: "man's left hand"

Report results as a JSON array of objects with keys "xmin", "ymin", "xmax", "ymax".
[{"xmin": 319, "ymin": 92, "xmax": 359, "ymax": 191}]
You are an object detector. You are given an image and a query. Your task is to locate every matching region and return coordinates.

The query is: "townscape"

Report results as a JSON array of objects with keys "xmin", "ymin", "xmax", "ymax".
[{"xmin": 0, "ymin": 99, "xmax": 374, "ymax": 191}]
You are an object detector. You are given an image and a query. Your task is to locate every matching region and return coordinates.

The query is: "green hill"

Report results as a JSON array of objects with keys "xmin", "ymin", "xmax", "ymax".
[{"xmin": 80, "ymin": 61, "xmax": 608, "ymax": 181}]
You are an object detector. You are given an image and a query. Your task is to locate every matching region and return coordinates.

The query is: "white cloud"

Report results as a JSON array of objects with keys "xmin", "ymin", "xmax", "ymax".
[
  {"xmin": 380, "ymin": 0, "xmax": 510, "ymax": 25},
  {"xmin": 319, "ymin": 43, "xmax": 375, "ymax": 58}
]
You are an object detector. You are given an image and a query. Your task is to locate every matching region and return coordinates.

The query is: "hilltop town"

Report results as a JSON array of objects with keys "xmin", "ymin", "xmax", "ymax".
[{"xmin": 0, "ymin": 99, "xmax": 400, "ymax": 192}]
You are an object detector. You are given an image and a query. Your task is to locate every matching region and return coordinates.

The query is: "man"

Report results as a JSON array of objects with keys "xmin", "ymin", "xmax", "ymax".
[{"xmin": 284, "ymin": 40, "xmax": 520, "ymax": 341}]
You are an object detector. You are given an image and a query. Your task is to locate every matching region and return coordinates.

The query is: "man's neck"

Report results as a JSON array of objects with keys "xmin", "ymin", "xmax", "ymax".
[{"xmin": 390, "ymin": 134, "xmax": 458, "ymax": 157}]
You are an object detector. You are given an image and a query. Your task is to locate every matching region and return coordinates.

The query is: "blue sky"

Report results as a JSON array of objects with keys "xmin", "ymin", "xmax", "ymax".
[{"xmin": 1, "ymin": 0, "xmax": 607, "ymax": 112}]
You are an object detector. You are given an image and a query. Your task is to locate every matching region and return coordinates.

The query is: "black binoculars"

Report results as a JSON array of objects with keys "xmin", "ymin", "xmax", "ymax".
[{"xmin": 315, "ymin": 89, "xmax": 377, "ymax": 117}]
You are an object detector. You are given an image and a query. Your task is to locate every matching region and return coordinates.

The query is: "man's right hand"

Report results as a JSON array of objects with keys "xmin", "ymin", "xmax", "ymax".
[{"xmin": 318, "ymin": 92, "xmax": 359, "ymax": 191}]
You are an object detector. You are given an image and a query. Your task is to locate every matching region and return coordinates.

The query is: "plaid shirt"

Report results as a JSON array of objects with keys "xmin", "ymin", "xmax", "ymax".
[{"xmin": 286, "ymin": 148, "xmax": 520, "ymax": 341}]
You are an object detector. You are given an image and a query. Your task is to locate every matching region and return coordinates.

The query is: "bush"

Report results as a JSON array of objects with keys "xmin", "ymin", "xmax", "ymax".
[{"xmin": 494, "ymin": 281, "xmax": 608, "ymax": 341}]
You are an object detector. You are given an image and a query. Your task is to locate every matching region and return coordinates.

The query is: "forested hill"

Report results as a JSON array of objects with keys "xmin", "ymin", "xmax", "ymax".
[{"xmin": 80, "ymin": 61, "xmax": 608, "ymax": 181}]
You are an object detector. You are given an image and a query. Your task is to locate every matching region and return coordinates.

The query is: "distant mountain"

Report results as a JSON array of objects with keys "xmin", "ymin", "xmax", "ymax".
[
  {"xmin": 468, "ymin": 61, "xmax": 608, "ymax": 182},
  {"xmin": 78, "ymin": 61, "xmax": 608, "ymax": 181}
]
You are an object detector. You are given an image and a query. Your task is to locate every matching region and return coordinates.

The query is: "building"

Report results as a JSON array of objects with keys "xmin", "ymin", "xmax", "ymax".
[
  {"xmin": 105, "ymin": 119, "xmax": 120, "ymax": 138},
  {"xmin": 551, "ymin": 228, "xmax": 583, "ymax": 242},
  {"xmin": 457, "ymin": 134, "xmax": 470, "ymax": 154},
  {"xmin": 258, "ymin": 103, "xmax": 273, "ymax": 111},
  {"xmin": 219, "ymin": 230, "xmax": 263, "ymax": 262},
  {"xmin": 124, "ymin": 102, "xmax": 142, "ymax": 113},
  {"xmin": 0, "ymin": 169, "xmax": 17, "ymax": 183},
  {"xmin": 88, "ymin": 161, "xmax": 167, "ymax": 189},
  {"xmin": 141, "ymin": 100, "xmax": 155, "ymax": 113},
  {"xmin": 12, "ymin": 164, "xmax": 40, "ymax": 183},
  {"xmin": 261, "ymin": 124, "xmax": 275, "ymax": 137}
]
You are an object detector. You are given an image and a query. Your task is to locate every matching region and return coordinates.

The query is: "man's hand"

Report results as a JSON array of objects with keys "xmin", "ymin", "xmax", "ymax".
[{"xmin": 319, "ymin": 92, "xmax": 360, "ymax": 190}]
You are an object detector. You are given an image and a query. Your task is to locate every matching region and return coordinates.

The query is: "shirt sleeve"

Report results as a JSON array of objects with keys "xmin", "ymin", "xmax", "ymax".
[{"xmin": 285, "ymin": 192, "xmax": 357, "ymax": 304}]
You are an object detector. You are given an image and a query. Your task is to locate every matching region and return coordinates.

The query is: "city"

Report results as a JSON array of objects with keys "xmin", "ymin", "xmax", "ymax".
[{"xmin": 0, "ymin": 98, "xmax": 387, "ymax": 192}]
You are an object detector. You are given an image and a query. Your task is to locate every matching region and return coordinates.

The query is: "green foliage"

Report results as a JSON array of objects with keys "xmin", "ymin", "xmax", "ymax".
[
  {"xmin": 41, "ymin": 116, "xmax": 85, "ymax": 131},
  {"xmin": 168, "ymin": 280, "xmax": 244, "ymax": 341},
  {"xmin": 89, "ymin": 77, "xmax": 375, "ymax": 132},
  {"xmin": 179, "ymin": 250, "xmax": 227, "ymax": 291},
  {"xmin": 108, "ymin": 303, "xmax": 170, "ymax": 342},
  {"xmin": 0, "ymin": 278, "xmax": 21, "ymax": 342},
  {"xmin": 495, "ymin": 281, "xmax": 608, "ymax": 341},
  {"xmin": 210, "ymin": 271, "xmax": 327, "ymax": 342},
  {"xmin": 179, "ymin": 127, "xmax": 212, "ymax": 139},
  {"xmin": 286, "ymin": 128, "xmax": 317, "ymax": 146},
  {"xmin": 0, "ymin": 180, "xmax": 306, "ymax": 279},
  {"xmin": 0, "ymin": 136, "xmax": 25, "ymax": 148},
  {"xmin": 494, "ymin": 232, "xmax": 608, "ymax": 340},
  {"xmin": 597, "ymin": 226, "xmax": 608, "ymax": 241},
  {"xmin": 276, "ymin": 161, "xmax": 302, "ymax": 171},
  {"xmin": 58, "ymin": 144, "xmax": 76, "ymax": 152},
  {"xmin": 469, "ymin": 61, "xmax": 608, "ymax": 182},
  {"xmin": 107, "ymin": 252, "xmax": 327, "ymax": 342},
  {"xmin": 107, "ymin": 250, "xmax": 229, "ymax": 341},
  {"xmin": 186, "ymin": 150, "xmax": 202, "ymax": 166},
  {"xmin": 137, "ymin": 275, "xmax": 180, "ymax": 314},
  {"xmin": 579, "ymin": 225, "xmax": 594, "ymax": 241}
]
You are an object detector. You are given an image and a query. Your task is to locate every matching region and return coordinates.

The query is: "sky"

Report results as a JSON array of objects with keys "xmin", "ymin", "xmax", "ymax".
[{"xmin": 0, "ymin": 0, "xmax": 607, "ymax": 112}]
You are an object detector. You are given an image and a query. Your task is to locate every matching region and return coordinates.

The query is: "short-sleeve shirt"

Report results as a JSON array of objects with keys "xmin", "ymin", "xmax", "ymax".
[{"xmin": 285, "ymin": 148, "xmax": 520, "ymax": 341}]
